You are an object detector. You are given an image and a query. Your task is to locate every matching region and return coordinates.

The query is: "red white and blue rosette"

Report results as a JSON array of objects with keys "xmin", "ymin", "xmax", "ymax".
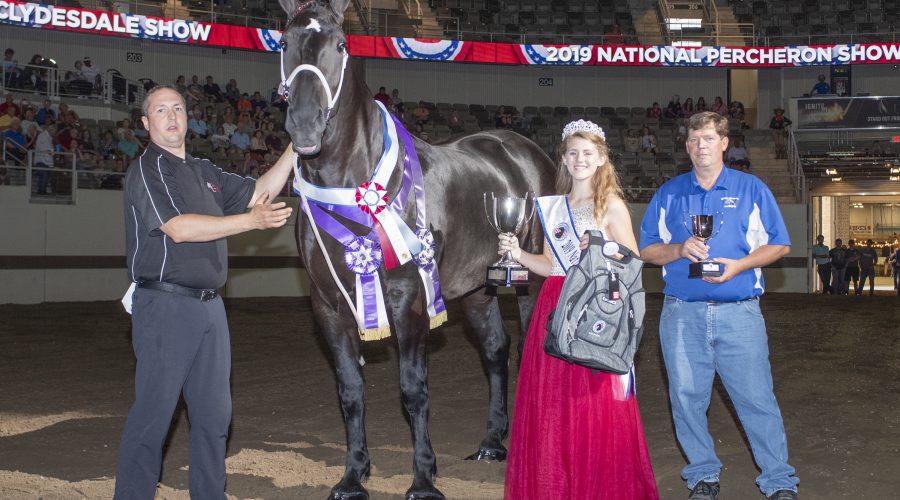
[{"xmin": 355, "ymin": 181, "xmax": 388, "ymax": 215}]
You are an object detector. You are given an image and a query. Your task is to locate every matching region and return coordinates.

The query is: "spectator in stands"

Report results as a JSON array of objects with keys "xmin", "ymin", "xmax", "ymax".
[
  {"xmin": 0, "ymin": 94, "xmax": 20, "ymax": 118},
  {"xmin": 188, "ymin": 107, "xmax": 209, "ymax": 138},
  {"xmin": 726, "ymin": 136, "xmax": 750, "ymax": 171},
  {"xmin": 623, "ymin": 128, "xmax": 641, "ymax": 154},
  {"xmin": 225, "ymin": 79, "xmax": 240, "ymax": 105},
  {"xmin": 221, "ymin": 115, "xmax": 237, "ymax": 137},
  {"xmin": 711, "ymin": 96, "xmax": 728, "ymax": 116},
  {"xmin": 3, "ymin": 48, "xmax": 21, "ymax": 89},
  {"xmin": 100, "ymin": 157, "xmax": 125, "ymax": 189},
  {"xmin": 373, "ymin": 86, "xmax": 392, "ymax": 108},
  {"xmin": 210, "ymin": 125, "xmax": 230, "ymax": 151},
  {"xmin": 3, "ymin": 117, "xmax": 26, "ymax": 164},
  {"xmin": 116, "ymin": 118, "xmax": 132, "ymax": 140},
  {"xmin": 33, "ymin": 124, "xmax": 55, "ymax": 194},
  {"xmin": 729, "ymin": 100, "xmax": 745, "ymax": 121},
  {"xmin": 665, "ymin": 95, "xmax": 682, "ymax": 120},
  {"xmin": 230, "ymin": 124, "xmax": 250, "ymax": 151},
  {"xmin": 769, "ymin": 107, "xmax": 792, "ymax": 159},
  {"xmin": 448, "ymin": 109, "xmax": 464, "ymax": 134},
  {"xmin": 186, "ymin": 75, "xmax": 204, "ymax": 104},
  {"xmin": 237, "ymin": 93, "xmax": 252, "ymax": 113},
  {"xmin": 174, "ymin": 75, "xmax": 187, "ymax": 95},
  {"xmin": 237, "ymin": 110, "xmax": 253, "ymax": 130},
  {"xmin": 681, "ymin": 97, "xmax": 695, "ymax": 118},
  {"xmin": 20, "ymin": 107, "xmax": 38, "ymax": 146},
  {"xmin": 412, "ymin": 101, "xmax": 430, "ymax": 132},
  {"xmin": 696, "ymin": 96, "xmax": 708, "ymax": 112},
  {"xmin": 811, "ymin": 74, "xmax": 831, "ymax": 95},
  {"xmin": 80, "ymin": 128, "xmax": 97, "ymax": 157},
  {"xmin": 646, "ymin": 102, "xmax": 662, "ymax": 120},
  {"xmin": 35, "ymin": 99, "xmax": 56, "ymax": 125},
  {"xmin": 640, "ymin": 126, "xmax": 657, "ymax": 154},
  {"xmin": 676, "ymin": 118, "xmax": 689, "ymax": 143},
  {"xmin": 251, "ymin": 91, "xmax": 267, "ymax": 112},
  {"xmin": 21, "ymin": 54, "xmax": 46, "ymax": 91},
  {"xmin": 391, "ymin": 88, "xmax": 405, "ymax": 116},
  {"xmin": 81, "ymin": 57, "xmax": 100, "ymax": 94},
  {"xmin": 495, "ymin": 105, "xmax": 513, "ymax": 128},
  {"xmin": 204, "ymin": 105, "xmax": 218, "ymax": 129},
  {"xmin": 69, "ymin": 138, "xmax": 100, "ymax": 170},
  {"xmin": 204, "ymin": 75, "xmax": 225, "ymax": 102},
  {"xmin": 117, "ymin": 128, "xmax": 139, "ymax": 160},
  {"xmin": 263, "ymin": 122, "xmax": 282, "ymax": 152},
  {"xmin": 0, "ymin": 105, "xmax": 16, "ymax": 131},
  {"xmin": 250, "ymin": 129, "xmax": 267, "ymax": 155},
  {"xmin": 605, "ymin": 23, "xmax": 624, "ymax": 45},
  {"xmin": 65, "ymin": 60, "xmax": 92, "ymax": 96},
  {"xmin": 241, "ymin": 151, "xmax": 259, "ymax": 177},
  {"xmin": 99, "ymin": 130, "xmax": 118, "ymax": 159},
  {"xmin": 55, "ymin": 120, "xmax": 76, "ymax": 150}
]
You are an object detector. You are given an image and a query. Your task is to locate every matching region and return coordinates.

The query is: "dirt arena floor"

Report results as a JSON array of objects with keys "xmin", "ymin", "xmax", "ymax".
[{"xmin": 1, "ymin": 292, "xmax": 898, "ymax": 499}]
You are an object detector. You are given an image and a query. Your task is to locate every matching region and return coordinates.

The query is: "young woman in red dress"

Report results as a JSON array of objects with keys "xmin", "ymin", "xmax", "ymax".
[{"xmin": 500, "ymin": 120, "xmax": 659, "ymax": 500}]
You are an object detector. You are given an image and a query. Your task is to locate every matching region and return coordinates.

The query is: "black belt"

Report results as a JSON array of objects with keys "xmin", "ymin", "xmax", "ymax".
[{"xmin": 138, "ymin": 281, "xmax": 219, "ymax": 302}]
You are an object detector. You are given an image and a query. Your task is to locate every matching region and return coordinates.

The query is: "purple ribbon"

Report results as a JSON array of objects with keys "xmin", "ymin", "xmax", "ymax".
[{"xmin": 359, "ymin": 273, "xmax": 381, "ymax": 330}]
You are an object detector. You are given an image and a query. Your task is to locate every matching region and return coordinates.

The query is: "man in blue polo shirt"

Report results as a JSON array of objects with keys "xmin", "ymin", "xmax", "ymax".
[{"xmin": 640, "ymin": 112, "xmax": 799, "ymax": 500}]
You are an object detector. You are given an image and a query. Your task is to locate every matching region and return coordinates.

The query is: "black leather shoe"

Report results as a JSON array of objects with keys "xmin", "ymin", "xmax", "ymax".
[
  {"xmin": 768, "ymin": 490, "xmax": 798, "ymax": 500},
  {"xmin": 688, "ymin": 481, "xmax": 719, "ymax": 500}
]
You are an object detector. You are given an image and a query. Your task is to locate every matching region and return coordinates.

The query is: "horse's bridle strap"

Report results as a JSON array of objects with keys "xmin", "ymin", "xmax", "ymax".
[{"xmin": 279, "ymin": 49, "xmax": 349, "ymax": 120}]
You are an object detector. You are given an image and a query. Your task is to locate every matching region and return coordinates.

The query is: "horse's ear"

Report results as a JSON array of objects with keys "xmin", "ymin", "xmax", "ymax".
[{"xmin": 326, "ymin": 0, "xmax": 351, "ymax": 23}]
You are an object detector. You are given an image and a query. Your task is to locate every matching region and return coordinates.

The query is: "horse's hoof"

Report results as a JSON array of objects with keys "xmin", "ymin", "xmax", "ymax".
[
  {"xmin": 328, "ymin": 483, "xmax": 369, "ymax": 500},
  {"xmin": 464, "ymin": 445, "xmax": 507, "ymax": 461},
  {"xmin": 406, "ymin": 485, "xmax": 445, "ymax": 500}
]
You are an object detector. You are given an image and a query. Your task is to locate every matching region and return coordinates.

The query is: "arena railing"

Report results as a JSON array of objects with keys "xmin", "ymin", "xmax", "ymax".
[
  {"xmin": 2, "ymin": 149, "xmax": 127, "ymax": 201},
  {"xmin": 2, "ymin": 62, "xmax": 146, "ymax": 107},
  {"xmin": 786, "ymin": 127, "xmax": 808, "ymax": 204}
]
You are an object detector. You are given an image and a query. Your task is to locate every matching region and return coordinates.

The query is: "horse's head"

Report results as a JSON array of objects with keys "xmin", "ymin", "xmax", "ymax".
[{"xmin": 277, "ymin": 0, "xmax": 351, "ymax": 156}]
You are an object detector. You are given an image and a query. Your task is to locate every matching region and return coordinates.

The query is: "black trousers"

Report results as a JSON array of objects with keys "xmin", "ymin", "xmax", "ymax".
[
  {"xmin": 114, "ymin": 287, "xmax": 231, "ymax": 500},
  {"xmin": 816, "ymin": 263, "xmax": 831, "ymax": 293},
  {"xmin": 857, "ymin": 267, "xmax": 876, "ymax": 295}
]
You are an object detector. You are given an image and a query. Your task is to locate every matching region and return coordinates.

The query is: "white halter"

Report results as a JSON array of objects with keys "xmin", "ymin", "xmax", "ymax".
[{"xmin": 279, "ymin": 47, "xmax": 349, "ymax": 121}]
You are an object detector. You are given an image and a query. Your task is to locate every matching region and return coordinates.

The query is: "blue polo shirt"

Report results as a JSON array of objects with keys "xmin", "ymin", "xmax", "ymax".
[{"xmin": 640, "ymin": 166, "xmax": 790, "ymax": 302}]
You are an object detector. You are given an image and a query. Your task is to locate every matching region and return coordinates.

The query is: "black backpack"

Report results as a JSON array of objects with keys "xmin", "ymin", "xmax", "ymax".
[{"xmin": 544, "ymin": 231, "xmax": 645, "ymax": 374}]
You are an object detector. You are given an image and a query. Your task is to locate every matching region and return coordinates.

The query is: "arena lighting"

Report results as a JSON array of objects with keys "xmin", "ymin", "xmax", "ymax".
[
  {"xmin": 891, "ymin": 176, "xmax": 900, "ymax": 181},
  {"xmin": 831, "ymin": 177, "xmax": 844, "ymax": 181},
  {"xmin": 890, "ymin": 167, "xmax": 900, "ymax": 174},
  {"xmin": 825, "ymin": 168, "xmax": 838, "ymax": 175},
  {"xmin": 673, "ymin": 40, "xmax": 703, "ymax": 47}
]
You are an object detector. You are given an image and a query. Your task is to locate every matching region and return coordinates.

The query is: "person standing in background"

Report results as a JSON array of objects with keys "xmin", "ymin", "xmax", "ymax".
[
  {"xmin": 856, "ymin": 240, "xmax": 878, "ymax": 296},
  {"xmin": 811, "ymin": 235, "xmax": 831, "ymax": 294}
]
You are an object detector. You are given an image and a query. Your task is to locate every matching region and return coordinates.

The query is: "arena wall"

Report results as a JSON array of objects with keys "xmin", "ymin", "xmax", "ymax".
[{"xmin": 0, "ymin": 184, "xmax": 809, "ymax": 304}]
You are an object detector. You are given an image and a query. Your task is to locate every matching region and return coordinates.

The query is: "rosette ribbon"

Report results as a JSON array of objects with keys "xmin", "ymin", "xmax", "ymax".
[
  {"xmin": 345, "ymin": 237, "xmax": 389, "ymax": 337},
  {"xmin": 293, "ymin": 100, "xmax": 447, "ymax": 339}
]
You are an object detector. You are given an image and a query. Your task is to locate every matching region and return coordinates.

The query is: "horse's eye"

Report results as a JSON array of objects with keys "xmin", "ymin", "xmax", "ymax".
[
  {"xmin": 280, "ymin": 40, "xmax": 287, "ymax": 50},
  {"xmin": 338, "ymin": 41, "xmax": 346, "ymax": 53}
]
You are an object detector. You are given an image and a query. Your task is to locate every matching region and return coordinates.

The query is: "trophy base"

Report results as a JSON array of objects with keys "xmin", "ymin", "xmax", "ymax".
[
  {"xmin": 485, "ymin": 265, "xmax": 530, "ymax": 288},
  {"xmin": 689, "ymin": 261, "xmax": 724, "ymax": 279}
]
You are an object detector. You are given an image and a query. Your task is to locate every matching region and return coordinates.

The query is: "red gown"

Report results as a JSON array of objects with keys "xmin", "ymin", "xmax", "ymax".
[{"xmin": 504, "ymin": 276, "xmax": 659, "ymax": 500}]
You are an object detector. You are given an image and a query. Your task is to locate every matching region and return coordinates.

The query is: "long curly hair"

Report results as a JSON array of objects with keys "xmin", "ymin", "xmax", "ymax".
[{"xmin": 555, "ymin": 131, "xmax": 625, "ymax": 225}]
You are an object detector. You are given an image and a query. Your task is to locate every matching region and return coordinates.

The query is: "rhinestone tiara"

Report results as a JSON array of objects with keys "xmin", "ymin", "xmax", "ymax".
[{"xmin": 561, "ymin": 119, "xmax": 606, "ymax": 141}]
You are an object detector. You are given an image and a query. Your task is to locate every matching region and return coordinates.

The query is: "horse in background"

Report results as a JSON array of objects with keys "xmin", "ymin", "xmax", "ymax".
[{"xmin": 277, "ymin": 0, "xmax": 556, "ymax": 497}]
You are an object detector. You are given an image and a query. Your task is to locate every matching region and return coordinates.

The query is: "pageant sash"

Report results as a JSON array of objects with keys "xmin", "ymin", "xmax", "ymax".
[{"xmin": 536, "ymin": 195, "xmax": 581, "ymax": 273}]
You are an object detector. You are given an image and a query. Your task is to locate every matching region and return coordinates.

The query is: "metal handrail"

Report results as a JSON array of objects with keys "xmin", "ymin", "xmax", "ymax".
[
  {"xmin": 1, "ymin": 61, "xmax": 145, "ymax": 106},
  {"xmin": 786, "ymin": 127, "xmax": 808, "ymax": 204}
]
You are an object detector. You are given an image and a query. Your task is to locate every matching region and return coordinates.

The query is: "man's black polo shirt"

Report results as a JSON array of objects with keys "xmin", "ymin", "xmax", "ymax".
[{"xmin": 124, "ymin": 142, "xmax": 255, "ymax": 289}]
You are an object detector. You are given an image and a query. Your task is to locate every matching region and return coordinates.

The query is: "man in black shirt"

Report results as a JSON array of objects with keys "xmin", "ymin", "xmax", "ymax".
[
  {"xmin": 115, "ymin": 85, "xmax": 294, "ymax": 499},
  {"xmin": 829, "ymin": 238, "xmax": 847, "ymax": 295},
  {"xmin": 845, "ymin": 239, "xmax": 860, "ymax": 295},
  {"xmin": 856, "ymin": 239, "xmax": 879, "ymax": 296}
]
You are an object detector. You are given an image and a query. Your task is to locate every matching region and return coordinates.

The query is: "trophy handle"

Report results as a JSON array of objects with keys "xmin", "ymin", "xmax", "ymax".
[
  {"xmin": 484, "ymin": 192, "xmax": 500, "ymax": 233},
  {"xmin": 524, "ymin": 191, "xmax": 536, "ymax": 225},
  {"xmin": 710, "ymin": 211, "xmax": 725, "ymax": 239}
]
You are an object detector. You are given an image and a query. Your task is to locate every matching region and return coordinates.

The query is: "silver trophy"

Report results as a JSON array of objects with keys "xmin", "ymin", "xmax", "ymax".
[
  {"xmin": 484, "ymin": 192, "xmax": 534, "ymax": 288},
  {"xmin": 683, "ymin": 212, "xmax": 725, "ymax": 278}
]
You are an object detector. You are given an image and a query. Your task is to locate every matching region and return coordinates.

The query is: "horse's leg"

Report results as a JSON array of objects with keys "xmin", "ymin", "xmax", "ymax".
[
  {"xmin": 460, "ymin": 292, "xmax": 509, "ymax": 461},
  {"xmin": 312, "ymin": 291, "xmax": 371, "ymax": 500},
  {"xmin": 389, "ymin": 278, "xmax": 445, "ymax": 500},
  {"xmin": 514, "ymin": 278, "xmax": 544, "ymax": 360}
]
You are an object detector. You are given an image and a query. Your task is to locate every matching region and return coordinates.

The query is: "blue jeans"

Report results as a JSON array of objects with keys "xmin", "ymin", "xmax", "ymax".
[{"xmin": 660, "ymin": 296, "xmax": 799, "ymax": 496}]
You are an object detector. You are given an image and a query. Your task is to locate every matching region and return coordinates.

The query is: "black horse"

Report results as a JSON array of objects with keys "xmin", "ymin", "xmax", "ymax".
[{"xmin": 277, "ymin": 0, "xmax": 555, "ymax": 497}]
